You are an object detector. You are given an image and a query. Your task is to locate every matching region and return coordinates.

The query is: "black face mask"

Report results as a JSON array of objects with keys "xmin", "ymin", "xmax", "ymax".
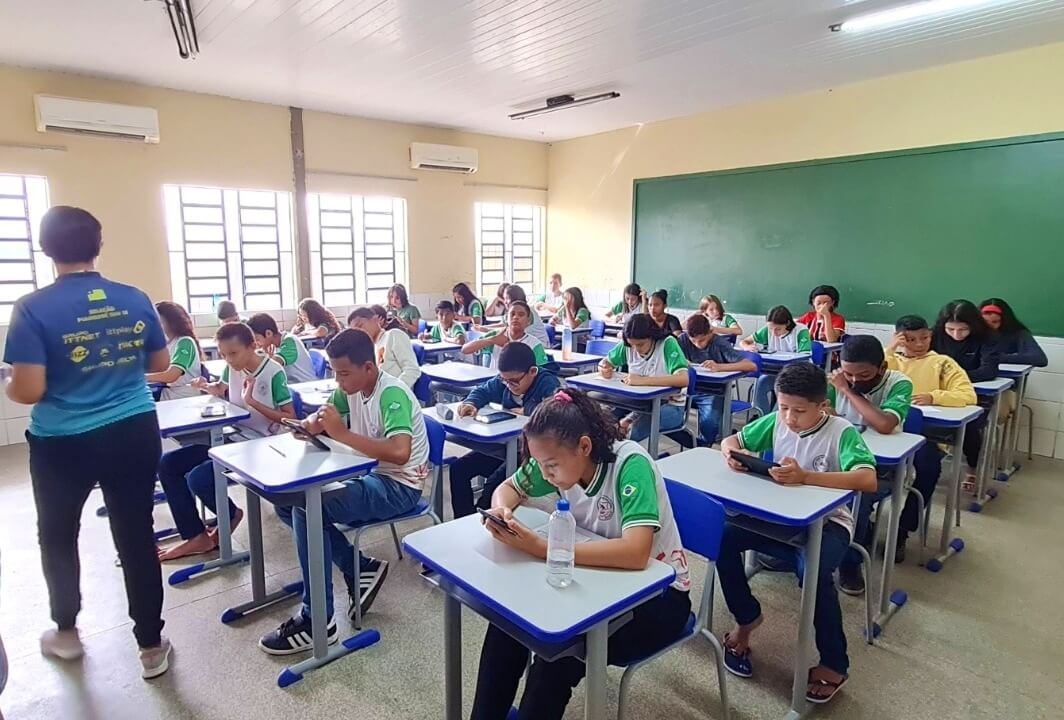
[{"xmin": 851, "ymin": 374, "xmax": 884, "ymax": 394}]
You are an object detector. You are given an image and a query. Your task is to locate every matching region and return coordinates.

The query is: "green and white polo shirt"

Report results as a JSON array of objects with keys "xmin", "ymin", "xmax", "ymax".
[
  {"xmin": 511, "ymin": 440, "xmax": 690, "ymax": 592},
  {"xmin": 328, "ymin": 371, "xmax": 429, "ymax": 490},
  {"xmin": 710, "ymin": 313, "xmax": 738, "ymax": 329},
  {"xmin": 752, "ymin": 323, "xmax": 812, "ymax": 353},
  {"xmin": 827, "ymin": 370, "xmax": 912, "ymax": 432},
  {"xmin": 161, "ymin": 336, "xmax": 201, "ymax": 400},
  {"xmin": 605, "ymin": 335, "xmax": 689, "ymax": 405},
  {"xmin": 610, "ymin": 299, "xmax": 639, "ymax": 323},
  {"xmin": 429, "ymin": 321, "xmax": 466, "ymax": 344},
  {"xmin": 738, "ymin": 412, "xmax": 876, "ymax": 537},
  {"xmin": 222, "ymin": 356, "xmax": 293, "ymax": 436},
  {"xmin": 276, "ymin": 332, "xmax": 316, "ymax": 383},
  {"xmin": 552, "ymin": 306, "xmax": 590, "ymax": 329},
  {"xmin": 481, "ymin": 330, "xmax": 549, "ymax": 371},
  {"xmin": 466, "ymin": 298, "xmax": 485, "ymax": 320}
]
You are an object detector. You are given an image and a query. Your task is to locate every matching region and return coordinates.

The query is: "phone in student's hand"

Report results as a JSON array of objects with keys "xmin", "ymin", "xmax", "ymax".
[
  {"xmin": 731, "ymin": 452, "xmax": 781, "ymax": 477},
  {"xmin": 478, "ymin": 507, "xmax": 518, "ymax": 536},
  {"xmin": 200, "ymin": 404, "xmax": 226, "ymax": 418},
  {"xmin": 280, "ymin": 418, "xmax": 331, "ymax": 451}
]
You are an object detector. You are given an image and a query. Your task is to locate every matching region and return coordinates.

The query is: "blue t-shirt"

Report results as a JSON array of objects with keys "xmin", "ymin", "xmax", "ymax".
[{"xmin": 3, "ymin": 272, "xmax": 165, "ymax": 437}]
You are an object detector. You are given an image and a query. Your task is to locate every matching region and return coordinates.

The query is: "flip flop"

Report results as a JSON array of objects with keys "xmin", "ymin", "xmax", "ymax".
[
  {"xmin": 806, "ymin": 669, "xmax": 848, "ymax": 704},
  {"xmin": 722, "ymin": 633, "xmax": 753, "ymax": 678}
]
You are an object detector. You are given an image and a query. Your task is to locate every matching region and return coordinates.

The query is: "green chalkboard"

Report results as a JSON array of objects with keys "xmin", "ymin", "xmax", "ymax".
[{"xmin": 632, "ymin": 132, "xmax": 1064, "ymax": 336}]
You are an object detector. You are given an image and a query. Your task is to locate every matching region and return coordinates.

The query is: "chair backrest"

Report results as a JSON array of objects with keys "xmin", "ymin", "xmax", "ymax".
[
  {"xmin": 423, "ymin": 415, "xmax": 446, "ymax": 467},
  {"xmin": 309, "ymin": 348, "xmax": 329, "ymax": 379},
  {"xmin": 585, "ymin": 339, "xmax": 615, "ymax": 357},
  {"xmin": 291, "ymin": 391, "xmax": 306, "ymax": 419},
  {"xmin": 811, "ymin": 341, "xmax": 825, "ymax": 368},
  {"xmin": 589, "ymin": 319, "xmax": 606, "ymax": 339},
  {"xmin": 200, "ymin": 363, "xmax": 212, "ymax": 381},
  {"xmin": 413, "ymin": 374, "xmax": 432, "ymax": 405},
  {"xmin": 903, "ymin": 406, "xmax": 924, "ymax": 434},
  {"xmin": 545, "ymin": 324, "xmax": 557, "ymax": 347},
  {"xmin": 418, "ymin": 319, "xmax": 428, "ymax": 334},
  {"xmin": 685, "ymin": 367, "xmax": 698, "ymax": 398},
  {"xmin": 738, "ymin": 349, "xmax": 762, "ymax": 377},
  {"xmin": 664, "ymin": 479, "xmax": 726, "ymax": 562},
  {"xmin": 412, "ymin": 343, "xmax": 426, "ymax": 366}
]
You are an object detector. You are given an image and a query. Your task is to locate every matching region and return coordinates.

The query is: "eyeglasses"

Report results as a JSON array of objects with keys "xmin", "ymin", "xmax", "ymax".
[{"xmin": 500, "ymin": 371, "xmax": 529, "ymax": 388}]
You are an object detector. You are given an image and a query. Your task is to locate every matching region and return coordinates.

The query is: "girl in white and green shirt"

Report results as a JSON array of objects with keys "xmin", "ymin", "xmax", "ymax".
[
  {"xmin": 451, "ymin": 282, "xmax": 485, "ymax": 325},
  {"xmin": 700, "ymin": 294, "xmax": 743, "ymax": 337},
  {"xmin": 147, "ymin": 301, "xmax": 203, "ymax": 400},
  {"xmin": 549, "ymin": 286, "xmax": 591, "ymax": 330},
  {"xmin": 740, "ymin": 305, "xmax": 813, "ymax": 415}
]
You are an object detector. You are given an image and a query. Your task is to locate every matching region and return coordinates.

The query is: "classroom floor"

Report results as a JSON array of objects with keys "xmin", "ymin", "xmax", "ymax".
[{"xmin": 0, "ymin": 440, "xmax": 1062, "ymax": 720}]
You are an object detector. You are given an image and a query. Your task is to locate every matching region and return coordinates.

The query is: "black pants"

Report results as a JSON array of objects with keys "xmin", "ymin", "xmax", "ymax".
[
  {"xmin": 448, "ymin": 453, "xmax": 508, "ymax": 519},
  {"xmin": 963, "ymin": 412, "xmax": 987, "ymax": 470},
  {"xmin": 27, "ymin": 411, "xmax": 165, "ymax": 648},
  {"xmin": 901, "ymin": 442, "xmax": 944, "ymax": 537},
  {"xmin": 470, "ymin": 587, "xmax": 691, "ymax": 720}
]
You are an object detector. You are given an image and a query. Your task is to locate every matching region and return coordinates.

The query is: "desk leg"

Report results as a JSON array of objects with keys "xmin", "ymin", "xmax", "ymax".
[
  {"xmin": 584, "ymin": 621, "xmax": 609, "ymax": 720},
  {"xmin": 1000, "ymin": 374, "xmax": 1027, "ymax": 480},
  {"xmin": 971, "ymin": 393, "xmax": 1003, "ymax": 512},
  {"xmin": 720, "ymin": 380, "xmax": 735, "ymax": 443},
  {"xmin": 444, "ymin": 594, "xmax": 462, "ymax": 720},
  {"xmin": 927, "ymin": 425, "xmax": 967, "ymax": 573},
  {"xmin": 648, "ymin": 397, "xmax": 661, "ymax": 459},
  {"xmin": 874, "ymin": 459, "xmax": 910, "ymax": 636},
  {"xmin": 505, "ymin": 438, "xmax": 518, "ymax": 476},
  {"xmin": 785, "ymin": 517, "xmax": 823, "ymax": 720}
]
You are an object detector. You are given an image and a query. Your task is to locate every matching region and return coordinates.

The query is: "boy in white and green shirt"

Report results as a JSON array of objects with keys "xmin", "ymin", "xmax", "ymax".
[
  {"xmin": 248, "ymin": 312, "xmax": 317, "ymax": 384},
  {"xmin": 421, "ymin": 301, "xmax": 467, "ymax": 344}
]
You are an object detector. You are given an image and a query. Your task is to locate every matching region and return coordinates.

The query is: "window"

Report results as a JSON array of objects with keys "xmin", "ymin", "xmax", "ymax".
[
  {"xmin": 164, "ymin": 185, "xmax": 296, "ymax": 315},
  {"xmin": 0, "ymin": 174, "xmax": 52, "ymax": 322},
  {"xmin": 475, "ymin": 203, "xmax": 543, "ymax": 298},
  {"xmin": 307, "ymin": 194, "xmax": 407, "ymax": 307}
]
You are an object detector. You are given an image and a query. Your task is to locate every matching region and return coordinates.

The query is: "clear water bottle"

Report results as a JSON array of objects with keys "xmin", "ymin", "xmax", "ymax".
[
  {"xmin": 562, "ymin": 326, "xmax": 573, "ymax": 360},
  {"xmin": 546, "ymin": 498, "xmax": 576, "ymax": 588}
]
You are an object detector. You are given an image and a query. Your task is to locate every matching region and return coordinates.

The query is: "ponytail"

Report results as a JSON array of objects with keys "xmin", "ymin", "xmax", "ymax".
[{"xmin": 523, "ymin": 388, "xmax": 624, "ymax": 466}]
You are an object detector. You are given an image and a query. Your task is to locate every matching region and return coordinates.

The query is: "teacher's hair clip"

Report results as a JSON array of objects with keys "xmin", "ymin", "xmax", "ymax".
[{"xmin": 554, "ymin": 390, "xmax": 573, "ymax": 404}]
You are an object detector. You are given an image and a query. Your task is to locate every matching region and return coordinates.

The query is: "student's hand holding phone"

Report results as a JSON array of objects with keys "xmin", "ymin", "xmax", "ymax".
[
  {"xmin": 912, "ymin": 393, "xmax": 934, "ymax": 406},
  {"xmin": 300, "ymin": 413, "xmax": 325, "ymax": 436},
  {"xmin": 457, "ymin": 403, "xmax": 478, "ymax": 418},
  {"xmin": 723, "ymin": 446, "xmax": 753, "ymax": 472},
  {"xmin": 317, "ymin": 404, "xmax": 346, "ymax": 436},
  {"xmin": 599, "ymin": 363, "xmax": 614, "ymax": 379},
  {"xmin": 483, "ymin": 509, "xmax": 545, "ymax": 557},
  {"xmin": 769, "ymin": 457, "xmax": 807, "ymax": 486}
]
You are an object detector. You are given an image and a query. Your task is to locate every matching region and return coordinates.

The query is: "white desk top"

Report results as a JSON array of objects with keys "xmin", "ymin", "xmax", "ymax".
[
  {"xmin": 200, "ymin": 337, "xmax": 218, "ymax": 350},
  {"xmin": 757, "ymin": 351, "xmax": 812, "ymax": 365},
  {"xmin": 547, "ymin": 349, "xmax": 603, "ymax": 368},
  {"xmin": 693, "ymin": 366, "xmax": 745, "ymax": 382},
  {"xmin": 915, "ymin": 404, "xmax": 983, "ymax": 427},
  {"xmin": 819, "ymin": 342, "xmax": 844, "ymax": 351},
  {"xmin": 974, "ymin": 377, "xmax": 1014, "ymax": 395},
  {"xmin": 860, "ymin": 430, "xmax": 926, "ymax": 464},
  {"xmin": 998, "ymin": 363, "xmax": 1034, "ymax": 378},
  {"xmin": 402, "ymin": 507, "xmax": 674, "ymax": 643},
  {"xmin": 565, "ymin": 372, "xmax": 677, "ymax": 399},
  {"xmin": 208, "ymin": 431, "xmax": 378, "ymax": 493},
  {"xmin": 290, "ymin": 380, "xmax": 338, "ymax": 410},
  {"xmin": 658, "ymin": 448, "xmax": 854, "ymax": 527},
  {"xmin": 415, "ymin": 341, "xmax": 462, "ymax": 356},
  {"xmin": 420, "ymin": 361, "xmax": 496, "ymax": 386},
  {"xmin": 204, "ymin": 359, "xmax": 227, "ymax": 380},
  {"xmin": 155, "ymin": 394, "xmax": 250, "ymax": 437},
  {"xmin": 434, "ymin": 402, "xmax": 529, "ymax": 442}
]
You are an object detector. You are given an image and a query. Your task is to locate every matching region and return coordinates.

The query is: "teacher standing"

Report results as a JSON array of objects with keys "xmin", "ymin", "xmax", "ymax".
[{"xmin": 2, "ymin": 206, "xmax": 173, "ymax": 679}]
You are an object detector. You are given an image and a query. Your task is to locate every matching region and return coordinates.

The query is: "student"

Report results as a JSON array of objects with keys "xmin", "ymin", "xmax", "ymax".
[
  {"xmin": 452, "ymin": 282, "xmax": 485, "ymax": 325},
  {"xmin": 828, "ymin": 335, "xmax": 913, "ymax": 595},
  {"xmin": 534, "ymin": 273, "xmax": 565, "ymax": 314},
  {"xmin": 548, "ymin": 286, "xmax": 590, "ymax": 330},
  {"xmin": 471, "ymin": 388, "xmax": 691, "ymax": 720},
  {"xmin": 699, "ymin": 294, "xmax": 743, "ymax": 336},
  {"xmin": 387, "ymin": 283, "xmax": 422, "ymax": 336},
  {"xmin": 798, "ymin": 285, "xmax": 845, "ymax": 342},
  {"xmin": 606, "ymin": 282, "xmax": 642, "ymax": 324},
  {"xmin": 599, "ymin": 313, "xmax": 689, "ymax": 442},
  {"xmin": 368, "ymin": 302, "xmax": 406, "ymax": 333},
  {"xmin": 247, "ymin": 312, "xmax": 316, "ymax": 384},
  {"xmin": 741, "ymin": 305, "xmax": 812, "ymax": 415},
  {"xmin": 419, "ymin": 300, "xmax": 467, "ymax": 345},
  {"xmin": 260, "ymin": 329, "xmax": 428, "ymax": 654},
  {"xmin": 719, "ymin": 362, "xmax": 876, "ymax": 705},
  {"xmin": 447, "ymin": 343, "xmax": 561, "ymax": 518},
  {"xmin": 216, "ymin": 299, "xmax": 241, "ymax": 325},
  {"xmin": 348, "ymin": 307, "xmax": 422, "ymax": 389},
  {"xmin": 462, "ymin": 301, "xmax": 549, "ymax": 371},
  {"xmin": 147, "ymin": 301, "xmax": 203, "ymax": 400},
  {"xmin": 292, "ymin": 298, "xmax": 342, "ymax": 340},
  {"xmin": 642, "ymin": 289, "xmax": 683, "ymax": 337},
  {"xmin": 497, "ymin": 284, "xmax": 550, "ymax": 345},
  {"xmin": 979, "ymin": 297, "xmax": 1048, "ymax": 367},
  {"xmin": 885, "ymin": 315, "xmax": 976, "ymax": 561},
  {"xmin": 484, "ymin": 282, "xmax": 510, "ymax": 318},
  {"xmin": 678, "ymin": 314, "xmax": 757, "ymax": 445}
]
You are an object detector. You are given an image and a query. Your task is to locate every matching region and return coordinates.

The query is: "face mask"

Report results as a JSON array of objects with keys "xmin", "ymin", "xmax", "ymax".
[{"xmin": 851, "ymin": 375, "xmax": 883, "ymax": 394}]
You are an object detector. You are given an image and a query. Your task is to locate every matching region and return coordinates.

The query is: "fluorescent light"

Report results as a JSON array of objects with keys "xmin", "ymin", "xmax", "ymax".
[
  {"xmin": 830, "ymin": 0, "xmax": 1011, "ymax": 33},
  {"xmin": 509, "ymin": 92, "xmax": 620, "ymax": 120}
]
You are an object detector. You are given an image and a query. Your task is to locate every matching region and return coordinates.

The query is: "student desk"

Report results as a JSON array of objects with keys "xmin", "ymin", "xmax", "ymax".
[
  {"xmin": 402, "ymin": 507, "xmax": 674, "ymax": 720},
  {"xmin": 819, "ymin": 341, "xmax": 843, "ymax": 372},
  {"xmin": 290, "ymin": 379, "xmax": 338, "ymax": 414},
  {"xmin": 916, "ymin": 404, "xmax": 983, "ymax": 572},
  {"xmin": 658, "ymin": 448, "xmax": 854, "ymax": 720},
  {"xmin": 421, "ymin": 361, "xmax": 496, "ymax": 401},
  {"xmin": 209, "ymin": 432, "xmax": 381, "ymax": 688},
  {"xmin": 692, "ymin": 366, "xmax": 746, "ymax": 441},
  {"xmin": 547, "ymin": 349, "xmax": 602, "ymax": 372},
  {"xmin": 859, "ymin": 430, "xmax": 926, "ymax": 636},
  {"xmin": 204, "ymin": 358, "xmax": 227, "ymax": 381},
  {"xmin": 414, "ymin": 340, "xmax": 462, "ymax": 362},
  {"xmin": 757, "ymin": 351, "xmax": 812, "ymax": 370},
  {"xmin": 970, "ymin": 378, "xmax": 1014, "ymax": 512},
  {"xmin": 564, "ymin": 373, "xmax": 679, "ymax": 459},
  {"xmin": 604, "ymin": 321, "xmax": 624, "ymax": 335},
  {"xmin": 996, "ymin": 364, "xmax": 1033, "ymax": 481},
  {"xmin": 155, "ymin": 395, "xmax": 252, "ymax": 586}
]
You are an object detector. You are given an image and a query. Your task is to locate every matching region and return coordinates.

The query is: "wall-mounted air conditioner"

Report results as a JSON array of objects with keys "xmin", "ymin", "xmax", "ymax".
[
  {"xmin": 34, "ymin": 95, "xmax": 160, "ymax": 144},
  {"xmin": 409, "ymin": 142, "xmax": 478, "ymax": 174}
]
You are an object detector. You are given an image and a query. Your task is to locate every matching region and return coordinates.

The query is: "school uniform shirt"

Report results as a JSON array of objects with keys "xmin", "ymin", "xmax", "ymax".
[
  {"xmin": 885, "ymin": 352, "xmax": 976, "ymax": 407},
  {"xmin": 536, "ymin": 289, "xmax": 564, "ymax": 308},
  {"xmin": 996, "ymin": 329, "xmax": 1047, "ymax": 367},
  {"xmin": 465, "ymin": 368, "xmax": 562, "ymax": 413},
  {"xmin": 427, "ymin": 321, "xmax": 466, "ymax": 344},
  {"xmin": 328, "ymin": 371, "xmax": 429, "ymax": 489},
  {"xmin": 484, "ymin": 298, "xmax": 508, "ymax": 317},
  {"xmin": 826, "ymin": 370, "xmax": 912, "ymax": 432},
  {"xmin": 161, "ymin": 336, "xmax": 202, "ymax": 400},
  {"xmin": 932, "ymin": 332, "xmax": 999, "ymax": 383},
  {"xmin": 677, "ymin": 332, "xmax": 745, "ymax": 365},
  {"xmin": 797, "ymin": 311, "xmax": 845, "ymax": 341},
  {"xmin": 459, "ymin": 299, "xmax": 485, "ymax": 321},
  {"xmin": 738, "ymin": 412, "xmax": 876, "ymax": 538},
  {"xmin": 552, "ymin": 306, "xmax": 590, "ymax": 329},
  {"xmin": 525, "ymin": 311, "xmax": 550, "ymax": 345},
  {"xmin": 605, "ymin": 335, "xmax": 689, "ymax": 405},
  {"xmin": 751, "ymin": 323, "xmax": 812, "ymax": 352},
  {"xmin": 394, "ymin": 304, "xmax": 422, "ymax": 331},
  {"xmin": 276, "ymin": 332, "xmax": 316, "ymax": 383},
  {"xmin": 221, "ymin": 356, "xmax": 293, "ymax": 436},
  {"xmin": 511, "ymin": 440, "xmax": 690, "ymax": 591},
  {"xmin": 480, "ymin": 330, "xmax": 549, "ymax": 371},
  {"xmin": 609, "ymin": 300, "xmax": 640, "ymax": 324},
  {"xmin": 654, "ymin": 313, "xmax": 683, "ymax": 336},
  {"xmin": 709, "ymin": 313, "xmax": 739, "ymax": 330},
  {"xmin": 375, "ymin": 328, "xmax": 422, "ymax": 389}
]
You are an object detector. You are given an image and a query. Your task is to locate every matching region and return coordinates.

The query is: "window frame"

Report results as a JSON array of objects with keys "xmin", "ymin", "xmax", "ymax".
[
  {"xmin": 0, "ymin": 173, "xmax": 52, "ymax": 322},
  {"xmin": 474, "ymin": 202, "xmax": 544, "ymax": 299}
]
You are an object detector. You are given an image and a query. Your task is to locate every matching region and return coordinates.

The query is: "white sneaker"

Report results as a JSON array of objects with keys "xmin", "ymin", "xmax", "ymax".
[
  {"xmin": 40, "ymin": 628, "xmax": 84, "ymax": 660},
  {"xmin": 139, "ymin": 636, "xmax": 172, "ymax": 679}
]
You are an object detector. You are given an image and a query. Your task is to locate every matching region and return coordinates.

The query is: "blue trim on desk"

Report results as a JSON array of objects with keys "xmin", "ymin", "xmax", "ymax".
[
  {"xmin": 565, "ymin": 378, "xmax": 676, "ymax": 399},
  {"xmin": 974, "ymin": 383, "xmax": 1013, "ymax": 396},
  {"xmin": 209, "ymin": 456, "xmax": 378, "ymax": 494},
  {"xmin": 919, "ymin": 411, "xmax": 983, "ymax": 429},
  {"xmin": 441, "ymin": 425, "xmax": 525, "ymax": 444},
  {"xmin": 869, "ymin": 439, "xmax": 925, "ymax": 466},
  {"xmin": 160, "ymin": 411, "xmax": 251, "ymax": 438},
  {"xmin": 420, "ymin": 370, "xmax": 494, "ymax": 387},
  {"xmin": 997, "ymin": 368, "xmax": 1032, "ymax": 378}
]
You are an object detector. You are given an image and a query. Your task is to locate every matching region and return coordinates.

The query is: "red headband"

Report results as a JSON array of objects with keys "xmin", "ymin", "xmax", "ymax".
[{"xmin": 981, "ymin": 304, "xmax": 1003, "ymax": 315}]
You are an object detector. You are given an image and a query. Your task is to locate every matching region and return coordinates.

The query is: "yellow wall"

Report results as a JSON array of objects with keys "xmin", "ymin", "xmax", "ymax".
[
  {"xmin": 0, "ymin": 65, "xmax": 547, "ymax": 304},
  {"xmin": 546, "ymin": 40, "xmax": 1064, "ymax": 289}
]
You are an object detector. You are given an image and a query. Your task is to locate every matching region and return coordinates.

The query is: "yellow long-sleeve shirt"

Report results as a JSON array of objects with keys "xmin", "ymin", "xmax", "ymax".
[{"xmin": 885, "ymin": 351, "xmax": 976, "ymax": 407}]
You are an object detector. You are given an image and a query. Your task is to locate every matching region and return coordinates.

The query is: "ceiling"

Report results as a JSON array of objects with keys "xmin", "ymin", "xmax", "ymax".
[{"xmin": 2, "ymin": 0, "xmax": 1063, "ymax": 142}]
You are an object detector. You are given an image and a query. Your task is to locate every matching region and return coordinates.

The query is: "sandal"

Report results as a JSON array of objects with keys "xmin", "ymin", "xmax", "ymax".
[
  {"xmin": 806, "ymin": 667, "xmax": 848, "ymax": 704},
  {"xmin": 722, "ymin": 632, "xmax": 753, "ymax": 678}
]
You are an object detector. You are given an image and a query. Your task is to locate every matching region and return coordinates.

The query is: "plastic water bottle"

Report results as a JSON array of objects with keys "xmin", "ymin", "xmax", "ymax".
[
  {"xmin": 562, "ymin": 326, "xmax": 573, "ymax": 361},
  {"xmin": 546, "ymin": 498, "xmax": 576, "ymax": 588}
]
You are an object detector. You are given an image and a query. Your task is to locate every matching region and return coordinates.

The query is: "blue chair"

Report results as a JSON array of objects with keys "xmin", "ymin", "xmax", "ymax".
[
  {"xmin": 309, "ymin": 348, "xmax": 329, "ymax": 379},
  {"xmin": 585, "ymin": 339, "xmax": 615, "ymax": 357},
  {"xmin": 662, "ymin": 368, "xmax": 699, "ymax": 453},
  {"xmin": 545, "ymin": 324, "xmax": 557, "ymax": 348},
  {"xmin": 811, "ymin": 341, "xmax": 825, "ymax": 369},
  {"xmin": 291, "ymin": 391, "xmax": 306, "ymax": 419},
  {"xmin": 337, "ymin": 415, "xmax": 446, "ymax": 629},
  {"xmin": 729, "ymin": 350, "xmax": 763, "ymax": 424},
  {"xmin": 412, "ymin": 343, "xmax": 426, "ymax": 366},
  {"xmin": 418, "ymin": 318, "xmax": 428, "ymax": 335},
  {"xmin": 409, "ymin": 344, "xmax": 433, "ymax": 404},
  {"xmin": 589, "ymin": 319, "xmax": 606, "ymax": 339},
  {"xmin": 616, "ymin": 480, "xmax": 730, "ymax": 720}
]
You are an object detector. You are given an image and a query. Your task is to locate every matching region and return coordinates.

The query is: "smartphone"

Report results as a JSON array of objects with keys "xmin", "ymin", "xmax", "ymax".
[
  {"xmin": 200, "ymin": 404, "xmax": 226, "ymax": 418},
  {"xmin": 731, "ymin": 452, "xmax": 781, "ymax": 477},
  {"xmin": 280, "ymin": 418, "xmax": 331, "ymax": 451},
  {"xmin": 477, "ymin": 507, "xmax": 517, "ymax": 536},
  {"xmin": 475, "ymin": 410, "xmax": 515, "ymax": 424}
]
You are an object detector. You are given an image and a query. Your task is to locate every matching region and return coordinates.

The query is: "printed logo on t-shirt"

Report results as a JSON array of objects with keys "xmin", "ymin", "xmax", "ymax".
[
  {"xmin": 388, "ymin": 401, "xmax": 401, "ymax": 411},
  {"xmin": 812, "ymin": 454, "xmax": 829, "ymax": 472},
  {"xmin": 87, "ymin": 288, "xmax": 107, "ymax": 302},
  {"xmin": 70, "ymin": 345, "xmax": 89, "ymax": 363},
  {"xmin": 597, "ymin": 495, "xmax": 615, "ymax": 522},
  {"xmin": 133, "ymin": 320, "xmax": 145, "ymax": 334}
]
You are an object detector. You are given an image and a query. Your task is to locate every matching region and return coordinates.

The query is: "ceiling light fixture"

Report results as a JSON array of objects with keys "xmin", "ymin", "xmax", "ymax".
[
  {"xmin": 829, "ymin": 0, "xmax": 1010, "ymax": 33},
  {"xmin": 509, "ymin": 92, "xmax": 620, "ymax": 120},
  {"xmin": 151, "ymin": 0, "xmax": 200, "ymax": 59}
]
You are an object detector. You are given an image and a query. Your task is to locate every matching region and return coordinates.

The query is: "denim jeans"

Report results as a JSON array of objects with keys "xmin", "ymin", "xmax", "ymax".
[
  {"xmin": 448, "ymin": 452, "xmax": 508, "ymax": 518},
  {"xmin": 753, "ymin": 374, "xmax": 776, "ymax": 416},
  {"xmin": 716, "ymin": 521, "xmax": 851, "ymax": 675},
  {"xmin": 901, "ymin": 442, "xmax": 944, "ymax": 537},
  {"xmin": 157, "ymin": 445, "xmax": 239, "ymax": 540},
  {"xmin": 616, "ymin": 403, "xmax": 686, "ymax": 444},
  {"xmin": 691, "ymin": 393, "xmax": 726, "ymax": 445},
  {"xmin": 274, "ymin": 473, "xmax": 421, "ymax": 620}
]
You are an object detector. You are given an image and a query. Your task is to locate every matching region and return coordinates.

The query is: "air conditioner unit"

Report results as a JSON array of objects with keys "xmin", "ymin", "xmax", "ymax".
[
  {"xmin": 34, "ymin": 95, "xmax": 160, "ymax": 144},
  {"xmin": 409, "ymin": 143, "xmax": 478, "ymax": 174}
]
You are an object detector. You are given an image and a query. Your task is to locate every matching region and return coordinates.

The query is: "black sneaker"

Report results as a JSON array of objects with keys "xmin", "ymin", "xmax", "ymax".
[
  {"xmin": 346, "ymin": 558, "xmax": 389, "ymax": 622},
  {"xmin": 838, "ymin": 564, "xmax": 865, "ymax": 596},
  {"xmin": 894, "ymin": 536, "xmax": 907, "ymax": 564},
  {"xmin": 258, "ymin": 614, "xmax": 337, "ymax": 656}
]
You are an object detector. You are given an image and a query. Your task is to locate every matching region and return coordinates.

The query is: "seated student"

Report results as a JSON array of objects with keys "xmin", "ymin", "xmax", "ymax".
[
  {"xmin": 260, "ymin": 329, "xmax": 428, "ymax": 654},
  {"xmin": 156, "ymin": 323, "xmax": 295, "ymax": 561},
  {"xmin": 367, "ymin": 302, "xmax": 406, "ymax": 333},
  {"xmin": 548, "ymin": 286, "xmax": 591, "ymax": 330},
  {"xmin": 606, "ymin": 282, "xmax": 642, "ymax": 324},
  {"xmin": 599, "ymin": 313, "xmax": 689, "ymax": 442},
  {"xmin": 678, "ymin": 314, "xmax": 757, "ymax": 446},
  {"xmin": 980, "ymin": 298, "xmax": 1048, "ymax": 367},
  {"xmin": 447, "ymin": 343, "xmax": 561, "ymax": 518},
  {"xmin": 292, "ymin": 298, "xmax": 342, "ymax": 341},
  {"xmin": 484, "ymin": 282, "xmax": 510, "ymax": 318},
  {"xmin": 534, "ymin": 273, "xmax": 565, "ymax": 314},
  {"xmin": 643, "ymin": 288, "xmax": 683, "ymax": 337},
  {"xmin": 247, "ymin": 312, "xmax": 316, "ymax": 383},
  {"xmin": 700, "ymin": 294, "xmax": 743, "ymax": 336},
  {"xmin": 462, "ymin": 301, "xmax": 549, "ymax": 370},
  {"xmin": 419, "ymin": 300, "xmax": 467, "ymax": 345},
  {"xmin": 216, "ymin": 299, "xmax": 241, "ymax": 325},
  {"xmin": 718, "ymin": 362, "xmax": 876, "ymax": 705},
  {"xmin": 348, "ymin": 306, "xmax": 421, "ymax": 388},
  {"xmin": 827, "ymin": 335, "xmax": 913, "ymax": 595},
  {"xmin": 472, "ymin": 389, "xmax": 691, "ymax": 720},
  {"xmin": 387, "ymin": 283, "xmax": 422, "ymax": 337},
  {"xmin": 452, "ymin": 282, "xmax": 485, "ymax": 325},
  {"xmin": 477, "ymin": 285, "xmax": 551, "ymax": 346},
  {"xmin": 741, "ymin": 305, "xmax": 812, "ymax": 415},
  {"xmin": 932, "ymin": 300, "xmax": 999, "ymax": 488},
  {"xmin": 885, "ymin": 315, "xmax": 976, "ymax": 561},
  {"xmin": 798, "ymin": 285, "xmax": 845, "ymax": 342},
  {"xmin": 147, "ymin": 301, "xmax": 203, "ymax": 400}
]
